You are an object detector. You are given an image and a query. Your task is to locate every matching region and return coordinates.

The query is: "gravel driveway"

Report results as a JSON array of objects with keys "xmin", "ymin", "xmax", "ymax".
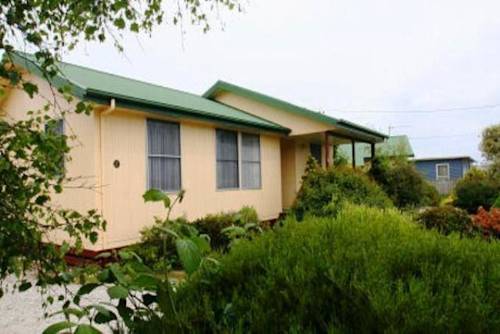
[{"xmin": 0, "ymin": 275, "xmax": 112, "ymax": 334}]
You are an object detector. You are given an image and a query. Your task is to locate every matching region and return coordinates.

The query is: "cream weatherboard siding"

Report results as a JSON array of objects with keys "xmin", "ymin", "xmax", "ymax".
[
  {"xmin": 213, "ymin": 91, "xmax": 332, "ymax": 136},
  {"xmin": 2, "ymin": 75, "xmax": 283, "ymax": 250},
  {"xmin": 100, "ymin": 110, "xmax": 282, "ymax": 249}
]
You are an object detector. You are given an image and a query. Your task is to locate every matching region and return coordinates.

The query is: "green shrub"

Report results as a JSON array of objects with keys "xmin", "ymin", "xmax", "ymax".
[
  {"xmin": 126, "ymin": 217, "xmax": 190, "ymax": 272},
  {"xmin": 454, "ymin": 168, "xmax": 500, "ymax": 213},
  {"xmin": 416, "ymin": 206, "xmax": 477, "ymax": 236},
  {"xmin": 369, "ymin": 156, "xmax": 440, "ymax": 208},
  {"xmin": 293, "ymin": 157, "xmax": 392, "ymax": 219},
  {"xmin": 494, "ymin": 195, "xmax": 500, "ymax": 208},
  {"xmin": 173, "ymin": 204, "xmax": 500, "ymax": 333},
  {"xmin": 192, "ymin": 206, "xmax": 260, "ymax": 251}
]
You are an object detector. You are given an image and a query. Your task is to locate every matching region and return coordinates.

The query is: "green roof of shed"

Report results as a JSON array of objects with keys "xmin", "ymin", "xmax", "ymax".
[
  {"xmin": 338, "ymin": 135, "xmax": 414, "ymax": 166},
  {"xmin": 10, "ymin": 52, "xmax": 289, "ymax": 133},
  {"xmin": 203, "ymin": 80, "xmax": 387, "ymax": 140}
]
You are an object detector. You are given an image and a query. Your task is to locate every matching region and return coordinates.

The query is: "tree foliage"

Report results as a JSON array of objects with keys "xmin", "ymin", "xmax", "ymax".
[
  {"xmin": 480, "ymin": 123, "xmax": 500, "ymax": 180},
  {"xmin": 0, "ymin": 0, "xmax": 241, "ymax": 292},
  {"xmin": 369, "ymin": 156, "xmax": 439, "ymax": 208}
]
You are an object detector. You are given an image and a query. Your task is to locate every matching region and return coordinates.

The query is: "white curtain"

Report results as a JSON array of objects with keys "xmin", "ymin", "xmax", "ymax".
[{"xmin": 147, "ymin": 119, "xmax": 181, "ymax": 191}]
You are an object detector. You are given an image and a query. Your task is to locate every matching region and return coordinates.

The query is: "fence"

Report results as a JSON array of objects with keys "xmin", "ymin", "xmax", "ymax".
[{"xmin": 430, "ymin": 180, "xmax": 457, "ymax": 195}]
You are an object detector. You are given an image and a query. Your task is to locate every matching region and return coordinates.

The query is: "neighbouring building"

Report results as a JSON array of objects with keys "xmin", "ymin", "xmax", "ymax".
[
  {"xmin": 2, "ymin": 52, "xmax": 386, "ymax": 251},
  {"xmin": 413, "ymin": 156, "xmax": 475, "ymax": 194},
  {"xmin": 338, "ymin": 135, "xmax": 414, "ymax": 167}
]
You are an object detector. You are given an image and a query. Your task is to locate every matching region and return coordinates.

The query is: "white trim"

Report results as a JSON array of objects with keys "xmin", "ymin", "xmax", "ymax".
[{"xmin": 435, "ymin": 163, "xmax": 450, "ymax": 181}]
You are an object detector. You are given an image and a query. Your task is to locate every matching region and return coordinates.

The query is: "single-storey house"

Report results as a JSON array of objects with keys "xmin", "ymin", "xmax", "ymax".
[
  {"xmin": 2, "ymin": 52, "xmax": 386, "ymax": 251},
  {"xmin": 338, "ymin": 135, "xmax": 414, "ymax": 167},
  {"xmin": 413, "ymin": 156, "xmax": 475, "ymax": 194}
]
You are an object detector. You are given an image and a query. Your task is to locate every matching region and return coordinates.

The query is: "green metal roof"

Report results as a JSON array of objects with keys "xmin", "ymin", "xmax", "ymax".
[
  {"xmin": 10, "ymin": 52, "xmax": 289, "ymax": 133},
  {"xmin": 203, "ymin": 80, "xmax": 387, "ymax": 140},
  {"xmin": 338, "ymin": 135, "xmax": 414, "ymax": 166}
]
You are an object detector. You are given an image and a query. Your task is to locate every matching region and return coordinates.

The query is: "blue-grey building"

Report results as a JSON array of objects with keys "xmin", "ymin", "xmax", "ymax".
[{"xmin": 413, "ymin": 156, "xmax": 475, "ymax": 194}]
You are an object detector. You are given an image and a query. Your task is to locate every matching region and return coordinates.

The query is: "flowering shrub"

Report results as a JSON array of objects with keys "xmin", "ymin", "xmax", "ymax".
[
  {"xmin": 416, "ymin": 206, "xmax": 477, "ymax": 237},
  {"xmin": 473, "ymin": 207, "xmax": 500, "ymax": 239}
]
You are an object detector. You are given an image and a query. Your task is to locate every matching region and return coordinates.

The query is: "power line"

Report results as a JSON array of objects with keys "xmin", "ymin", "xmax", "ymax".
[
  {"xmin": 329, "ymin": 103, "xmax": 500, "ymax": 114},
  {"xmin": 409, "ymin": 133, "xmax": 479, "ymax": 140}
]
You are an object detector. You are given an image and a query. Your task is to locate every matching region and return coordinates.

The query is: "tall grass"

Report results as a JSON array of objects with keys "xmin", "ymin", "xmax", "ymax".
[{"xmin": 173, "ymin": 204, "xmax": 500, "ymax": 333}]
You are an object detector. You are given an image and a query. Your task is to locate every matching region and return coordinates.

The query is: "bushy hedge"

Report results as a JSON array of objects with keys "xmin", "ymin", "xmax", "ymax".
[
  {"xmin": 293, "ymin": 157, "xmax": 392, "ymax": 219},
  {"xmin": 454, "ymin": 168, "xmax": 499, "ymax": 213},
  {"xmin": 128, "ymin": 207, "xmax": 260, "ymax": 271},
  {"xmin": 173, "ymin": 204, "xmax": 500, "ymax": 333},
  {"xmin": 369, "ymin": 156, "xmax": 440, "ymax": 208},
  {"xmin": 416, "ymin": 206, "xmax": 476, "ymax": 236},
  {"xmin": 192, "ymin": 206, "xmax": 259, "ymax": 251}
]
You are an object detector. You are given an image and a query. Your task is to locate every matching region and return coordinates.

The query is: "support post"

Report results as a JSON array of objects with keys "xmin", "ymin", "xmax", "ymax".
[
  {"xmin": 324, "ymin": 132, "xmax": 329, "ymax": 168},
  {"xmin": 351, "ymin": 139, "xmax": 356, "ymax": 168},
  {"xmin": 371, "ymin": 143, "xmax": 375, "ymax": 161}
]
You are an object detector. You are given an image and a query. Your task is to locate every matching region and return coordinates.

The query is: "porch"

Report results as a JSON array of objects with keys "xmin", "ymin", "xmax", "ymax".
[{"xmin": 280, "ymin": 125, "xmax": 386, "ymax": 209}]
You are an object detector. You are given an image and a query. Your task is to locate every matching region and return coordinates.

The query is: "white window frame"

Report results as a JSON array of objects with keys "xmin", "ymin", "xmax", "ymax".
[
  {"xmin": 146, "ymin": 119, "xmax": 182, "ymax": 192},
  {"xmin": 215, "ymin": 129, "xmax": 262, "ymax": 191},
  {"xmin": 435, "ymin": 163, "xmax": 450, "ymax": 181}
]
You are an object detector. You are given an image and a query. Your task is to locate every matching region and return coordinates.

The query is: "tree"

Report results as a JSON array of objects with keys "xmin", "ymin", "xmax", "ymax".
[
  {"xmin": 480, "ymin": 123, "xmax": 500, "ymax": 180},
  {"xmin": 0, "ymin": 0, "xmax": 240, "ymax": 294}
]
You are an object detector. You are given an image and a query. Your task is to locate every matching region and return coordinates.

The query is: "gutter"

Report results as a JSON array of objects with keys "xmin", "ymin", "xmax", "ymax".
[
  {"xmin": 337, "ymin": 119, "xmax": 388, "ymax": 139},
  {"xmin": 84, "ymin": 89, "xmax": 290, "ymax": 134}
]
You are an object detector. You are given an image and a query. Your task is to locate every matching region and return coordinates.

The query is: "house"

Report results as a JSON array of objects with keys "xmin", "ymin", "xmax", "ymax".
[
  {"xmin": 338, "ymin": 135, "xmax": 414, "ymax": 167},
  {"xmin": 2, "ymin": 52, "xmax": 386, "ymax": 251},
  {"xmin": 413, "ymin": 156, "xmax": 475, "ymax": 194}
]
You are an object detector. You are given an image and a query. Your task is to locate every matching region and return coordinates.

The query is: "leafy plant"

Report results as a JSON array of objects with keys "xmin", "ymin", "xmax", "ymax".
[
  {"xmin": 46, "ymin": 189, "xmax": 218, "ymax": 333},
  {"xmin": 454, "ymin": 168, "xmax": 499, "ymax": 213},
  {"xmin": 193, "ymin": 206, "xmax": 260, "ymax": 251},
  {"xmin": 293, "ymin": 156, "xmax": 392, "ymax": 220},
  {"xmin": 416, "ymin": 206, "xmax": 477, "ymax": 237}
]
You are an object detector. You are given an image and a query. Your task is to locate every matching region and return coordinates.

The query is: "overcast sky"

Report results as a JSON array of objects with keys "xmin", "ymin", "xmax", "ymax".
[{"xmin": 65, "ymin": 0, "xmax": 500, "ymax": 162}]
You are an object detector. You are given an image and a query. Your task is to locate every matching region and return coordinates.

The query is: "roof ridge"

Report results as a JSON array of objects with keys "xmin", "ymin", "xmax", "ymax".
[
  {"xmin": 56, "ymin": 58, "xmax": 211, "ymax": 100},
  {"xmin": 205, "ymin": 80, "xmax": 340, "ymax": 123}
]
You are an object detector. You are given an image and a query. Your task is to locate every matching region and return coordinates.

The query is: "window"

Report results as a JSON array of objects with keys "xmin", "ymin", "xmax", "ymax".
[
  {"xmin": 241, "ymin": 133, "xmax": 261, "ymax": 189},
  {"xmin": 45, "ymin": 119, "xmax": 65, "ymax": 173},
  {"xmin": 216, "ymin": 130, "xmax": 262, "ymax": 190},
  {"xmin": 310, "ymin": 143, "xmax": 322, "ymax": 164},
  {"xmin": 216, "ymin": 129, "xmax": 239, "ymax": 189},
  {"xmin": 436, "ymin": 163, "xmax": 450, "ymax": 181},
  {"xmin": 147, "ymin": 119, "xmax": 181, "ymax": 191}
]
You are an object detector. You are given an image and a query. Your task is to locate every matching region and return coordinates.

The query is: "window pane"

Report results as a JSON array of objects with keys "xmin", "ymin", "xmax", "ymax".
[
  {"xmin": 216, "ymin": 129, "xmax": 238, "ymax": 160},
  {"xmin": 241, "ymin": 133, "xmax": 260, "ymax": 162},
  {"xmin": 241, "ymin": 133, "xmax": 261, "ymax": 189},
  {"xmin": 149, "ymin": 157, "xmax": 181, "ymax": 191},
  {"xmin": 147, "ymin": 119, "xmax": 181, "ymax": 191},
  {"xmin": 216, "ymin": 129, "xmax": 239, "ymax": 189},
  {"xmin": 242, "ymin": 161, "xmax": 261, "ymax": 189},
  {"xmin": 437, "ymin": 165, "xmax": 449, "ymax": 178},
  {"xmin": 147, "ymin": 120, "xmax": 180, "ymax": 156},
  {"xmin": 217, "ymin": 161, "xmax": 239, "ymax": 189}
]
